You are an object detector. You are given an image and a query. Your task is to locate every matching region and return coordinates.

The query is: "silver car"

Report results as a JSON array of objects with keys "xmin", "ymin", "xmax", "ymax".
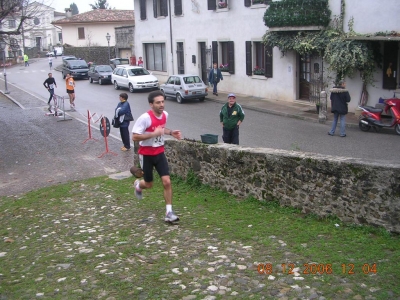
[{"xmin": 160, "ymin": 75, "xmax": 208, "ymax": 104}]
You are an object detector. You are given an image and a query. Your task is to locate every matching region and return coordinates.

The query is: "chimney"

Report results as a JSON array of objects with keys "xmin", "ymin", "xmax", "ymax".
[{"xmin": 65, "ymin": 8, "xmax": 72, "ymax": 18}]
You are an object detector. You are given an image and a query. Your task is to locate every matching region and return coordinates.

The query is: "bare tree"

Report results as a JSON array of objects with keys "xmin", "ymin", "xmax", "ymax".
[{"xmin": 0, "ymin": 0, "xmax": 47, "ymax": 36}]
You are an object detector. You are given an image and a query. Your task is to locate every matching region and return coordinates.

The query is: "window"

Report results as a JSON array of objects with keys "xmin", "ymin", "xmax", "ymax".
[
  {"xmin": 174, "ymin": 0, "xmax": 182, "ymax": 15},
  {"xmin": 208, "ymin": 0, "xmax": 228, "ymax": 10},
  {"xmin": 145, "ymin": 43, "xmax": 167, "ymax": 71},
  {"xmin": 34, "ymin": 17, "xmax": 40, "ymax": 25},
  {"xmin": 8, "ymin": 19, "xmax": 16, "ymax": 28},
  {"xmin": 58, "ymin": 32, "xmax": 62, "ymax": 43},
  {"xmin": 382, "ymin": 42, "xmax": 398, "ymax": 90},
  {"xmin": 140, "ymin": 0, "xmax": 147, "ymax": 20},
  {"xmin": 244, "ymin": 0, "xmax": 271, "ymax": 6},
  {"xmin": 78, "ymin": 27, "xmax": 85, "ymax": 39},
  {"xmin": 153, "ymin": 0, "xmax": 168, "ymax": 18},
  {"xmin": 212, "ymin": 41, "xmax": 235, "ymax": 74},
  {"xmin": 245, "ymin": 41, "xmax": 273, "ymax": 78}
]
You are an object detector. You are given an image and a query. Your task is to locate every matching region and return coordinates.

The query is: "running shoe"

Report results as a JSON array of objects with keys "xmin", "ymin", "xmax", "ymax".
[
  {"xmin": 165, "ymin": 211, "xmax": 179, "ymax": 222},
  {"xmin": 134, "ymin": 179, "xmax": 142, "ymax": 200},
  {"xmin": 121, "ymin": 146, "xmax": 131, "ymax": 151}
]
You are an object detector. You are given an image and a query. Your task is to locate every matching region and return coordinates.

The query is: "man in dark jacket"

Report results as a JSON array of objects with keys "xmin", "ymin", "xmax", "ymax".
[
  {"xmin": 220, "ymin": 93, "xmax": 245, "ymax": 144},
  {"xmin": 208, "ymin": 62, "xmax": 223, "ymax": 96},
  {"xmin": 328, "ymin": 81, "xmax": 351, "ymax": 137},
  {"xmin": 115, "ymin": 93, "xmax": 133, "ymax": 151}
]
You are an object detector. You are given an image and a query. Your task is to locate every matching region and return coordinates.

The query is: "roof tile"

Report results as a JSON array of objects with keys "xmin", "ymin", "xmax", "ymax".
[{"xmin": 53, "ymin": 9, "xmax": 134, "ymax": 25}]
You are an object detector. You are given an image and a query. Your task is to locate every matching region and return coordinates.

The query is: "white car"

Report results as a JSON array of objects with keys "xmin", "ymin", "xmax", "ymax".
[
  {"xmin": 111, "ymin": 65, "xmax": 159, "ymax": 92},
  {"xmin": 46, "ymin": 51, "xmax": 55, "ymax": 57}
]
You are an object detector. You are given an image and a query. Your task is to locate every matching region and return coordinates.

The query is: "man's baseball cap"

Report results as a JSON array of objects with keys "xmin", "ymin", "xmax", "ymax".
[{"xmin": 228, "ymin": 93, "xmax": 236, "ymax": 98}]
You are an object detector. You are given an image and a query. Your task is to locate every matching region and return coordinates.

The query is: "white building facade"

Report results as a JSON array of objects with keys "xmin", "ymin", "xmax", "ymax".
[{"xmin": 134, "ymin": 0, "xmax": 400, "ymax": 112}]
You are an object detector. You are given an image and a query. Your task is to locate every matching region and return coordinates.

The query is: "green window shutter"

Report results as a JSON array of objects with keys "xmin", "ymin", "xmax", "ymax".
[
  {"xmin": 212, "ymin": 41, "xmax": 218, "ymax": 66},
  {"xmin": 208, "ymin": 0, "xmax": 216, "ymax": 10},
  {"xmin": 246, "ymin": 41, "xmax": 252, "ymax": 75},
  {"xmin": 244, "ymin": 0, "xmax": 251, "ymax": 7},
  {"xmin": 265, "ymin": 45, "xmax": 273, "ymax": 78},
  {"xmin": 153, "ymin": 0, "xmax": 157, "ymax": 18},
  {"xmin": 174, "ymin": 0, "xmax": 182, "ymax": 15},
  {"xmin": 140, "ymin": 0, "xmax": 147, "ymax": 20},
  {"xmin": 161, "ymin": 0, "xmax": 168, "ymax": 16},
  {"xmin": 228, "ymin": 41, "xmax": 235, "ymax": 74}
]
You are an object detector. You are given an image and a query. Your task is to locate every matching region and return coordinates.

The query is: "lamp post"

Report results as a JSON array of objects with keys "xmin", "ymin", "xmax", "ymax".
[
  {"xmin": 105, "ymin": 33, "xmax": 111, "ymax": 62},
  {"xmin": 0, "ymin": 40, "xmax": 9, "ymax": 94}
]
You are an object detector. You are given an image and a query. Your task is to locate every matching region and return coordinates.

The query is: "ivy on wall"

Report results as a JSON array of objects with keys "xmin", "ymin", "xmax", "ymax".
[
  {"xmin": 263, "ymin": 0, "xmax": 331, "ymax": 28},
  {"xmin": 262, "ymin": 0, "xmax": 381, "ymax": 86}
]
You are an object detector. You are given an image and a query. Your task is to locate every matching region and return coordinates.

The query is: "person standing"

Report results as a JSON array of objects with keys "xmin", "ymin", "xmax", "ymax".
[
  {"xmin": 220, "ymin": 93, "xmax": 245, "ymax": 145},
  {"xmin": 43, "ymin": 73, "xmax": 57, "ymax": 112},
  {"xmin": 65, "ymin": 74, "xmax": 76, "ymax": 111},
  {"xmin": 131, "ymin": 90, "xmax": 182, "ymax": 222},
  {"xmin": 208, "ymin": 62, "xmax": 223, "ymax": 96},
  {"xmin": 48, "ymin": 56, "xmax": 53, "ymax": 70},
  {"xmin": 137, "ymin": 56, "xmax": 143, "ymax": 67},
  {"xmin": 23, "ymin": 54, "xmax": 29, "ymax": 67},
  {"xmin": 53, "ymin": 49, "xmax": 57, "ymax": 58},
  {"xmin": 114, "ymin": 93, "xmax": 133, "ymax": 151},
  {"xmin": 328, "ymin": 80, "xmax": 351, "ymax": 137}
]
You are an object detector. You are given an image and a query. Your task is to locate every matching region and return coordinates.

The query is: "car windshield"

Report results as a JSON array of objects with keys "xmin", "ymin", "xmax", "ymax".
[
  {"xmin": 97, "ymin": 66, "xmax": 113, "ymax": 72},
  {"xmin": 113, "ymin": 59, "xmax": 129, "ymax": 65},
  {"xmin": 183, "ymin": 76, "xmax": 202, "ymax": 84},
  {"xmin": 70, "ymin": 61, "xmax": 88, "ymax": 68},
  {"xmin": 128, "ymin": 68, "xmax": 150, "ymax": 76}
]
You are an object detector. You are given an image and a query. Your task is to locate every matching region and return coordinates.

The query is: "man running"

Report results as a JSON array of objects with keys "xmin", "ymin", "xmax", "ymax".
[
  {"xmin": 65, "ymin": 73, "xmax": 76, "ymax": 111},
  {"xmin": 43, "ymin": 73, "xmax": 57, "ymax": 112},
  {"xmin": 131, "ymin": 90, "xmax": 182, "ymax": 222}
]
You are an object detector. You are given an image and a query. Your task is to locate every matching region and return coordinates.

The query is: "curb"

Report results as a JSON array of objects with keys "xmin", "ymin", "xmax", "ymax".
[{"xmin": 205, "ymin": 96, "xmax": 360, "ymax": 129}]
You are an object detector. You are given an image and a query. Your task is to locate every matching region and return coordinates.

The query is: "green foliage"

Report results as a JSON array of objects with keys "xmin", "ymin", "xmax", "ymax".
[
  {"xmin": 264, "ymin": 0, "xmax": 331, "ymax": 28},
  {"xmin": 90, "ymin": 0, "xmax": 111, "ymax": 9},
  {"xmin": 70, "ymin": 2, "xmax": 79, "ymax": 15}
]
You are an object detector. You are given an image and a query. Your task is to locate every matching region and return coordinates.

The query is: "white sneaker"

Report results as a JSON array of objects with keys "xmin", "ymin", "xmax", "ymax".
[
  {"xmin": 134, "ymin": 179, "xmax": 142, "ymax": 200},
  {"xmin": 165, "ymin": 211, "xmax": 179, "ymax": 222}
]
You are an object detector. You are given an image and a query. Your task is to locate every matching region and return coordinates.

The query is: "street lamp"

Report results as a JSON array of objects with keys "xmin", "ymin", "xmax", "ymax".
[
  {"xmin": 105, "ymin": 33, "xmax": 111, "ymax": 62},
  {"xmin": 0, "ymin": 40, "xmax": 9, "ymax": 94}
]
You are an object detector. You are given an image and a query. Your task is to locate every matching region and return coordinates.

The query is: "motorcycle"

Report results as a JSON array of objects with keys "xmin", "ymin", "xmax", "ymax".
[{"xmin": 358, "ymin": 97, "xmax": 400, "ymax": 135}]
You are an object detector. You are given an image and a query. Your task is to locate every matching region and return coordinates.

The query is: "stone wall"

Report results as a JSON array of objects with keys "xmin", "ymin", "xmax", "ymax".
[{"xmin": 162, "ymin": 140, "xmax": 400, "ymax": 233}]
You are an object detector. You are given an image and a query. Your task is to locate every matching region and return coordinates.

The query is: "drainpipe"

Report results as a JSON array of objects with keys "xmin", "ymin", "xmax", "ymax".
[{"xmin": 168, "ymin": 0, "xmax": 174, "ymax": 74}]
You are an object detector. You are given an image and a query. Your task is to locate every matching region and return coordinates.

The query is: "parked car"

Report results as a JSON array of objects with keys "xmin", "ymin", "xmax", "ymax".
[
  {"xmin": 46, "ymin": 51, "xmax": 54, "ymax": 57},
  {"xmin": 62, "ymin": 59, "xmax": 89, "ymax": 80},
  {"xmin": 62, "ymin": 55, "xmax": 77, "ymax": 61},
  {"xmin": 88, "ymin": 65, "xmax": 113, "ymax": 85},
  {"xmin": 160, "ymin": 74, "xmax": 208, "ymax": 103},
  {"xmin": 112, "ymin": 65, "xmax": 159, "ymax": 92},
  {"xmin": 109, "ymin": 58, "xmax": 130, "ymax": 69}
]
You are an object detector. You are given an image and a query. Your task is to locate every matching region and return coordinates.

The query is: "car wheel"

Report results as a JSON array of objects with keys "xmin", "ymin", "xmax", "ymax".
[
  {"xmin": 129, "ymin": 83, "xmax": 134, "ymax": 93},
  {"xmin": 161, "ymin": 90, "xmax": 166, "ymax": 100},
  {"xmin": 176, "ymin": 93, "xmax": 183, "ymax": 104},
  {"xmin": 199, "ymin": 97, "xmax": 205, "ymax": 102},
  {"xmin": 99, "ymin": 78, "xmax": 103, "ymax": 85},
  {"xmin": 89, "ymin": 77, "xmax": 93, "ymax": 83},
  {"xmin": 114, "ymin": 81, "xmax": 119, "ymax": 90}
]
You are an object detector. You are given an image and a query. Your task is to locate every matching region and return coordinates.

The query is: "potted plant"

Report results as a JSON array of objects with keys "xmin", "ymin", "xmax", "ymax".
[
  {"xmin": 253, "ymin": 66, "xmax": 265, "ymax": 75},
  {"xmin": 220, "ymin": 63, "xmax": 229, "ymax": 72},
  {"xmin": 218, "ymin": 1, "xmax": 227, "ymax": 8}
]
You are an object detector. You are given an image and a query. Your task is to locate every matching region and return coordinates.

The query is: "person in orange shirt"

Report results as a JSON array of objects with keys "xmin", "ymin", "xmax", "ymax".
[{"xmin": 65, "ymin": 73, "xmax": 76, "ymax": 111}]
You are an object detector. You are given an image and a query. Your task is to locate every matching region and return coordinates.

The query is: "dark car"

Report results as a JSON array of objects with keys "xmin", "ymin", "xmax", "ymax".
[
  {"xmin": 109, "ymin": 58, "xmax": 130, "ymax": 69},
  {"xmin": 62, "ymin": 59, "xmax": 89, "ymax": 80},
  {"xmin": 88, "ymin": 65, "xmax": 113, "ymax": 85}
]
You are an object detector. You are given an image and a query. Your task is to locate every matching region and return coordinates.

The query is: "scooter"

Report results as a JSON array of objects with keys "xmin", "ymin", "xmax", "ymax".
[{"xmin": 358, "ymin": 97, "xmax": 400, "ymax": 135}]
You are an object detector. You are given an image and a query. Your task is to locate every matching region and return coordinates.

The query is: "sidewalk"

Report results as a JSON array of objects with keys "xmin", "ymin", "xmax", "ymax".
[{"xmin": 205, "ymin": 91, "xmax": 360, "ymax": 128}]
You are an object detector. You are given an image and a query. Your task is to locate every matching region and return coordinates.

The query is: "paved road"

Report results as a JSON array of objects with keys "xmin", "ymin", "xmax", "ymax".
[{"xmin": 2, "ymin": 58, "xmax": 400, "ymax": 164}]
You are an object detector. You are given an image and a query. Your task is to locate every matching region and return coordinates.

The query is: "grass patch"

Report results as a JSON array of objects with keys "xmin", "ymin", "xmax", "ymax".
[{"xmin": 0, "ymin": 174, "xmax": 399, "ymax": 299}]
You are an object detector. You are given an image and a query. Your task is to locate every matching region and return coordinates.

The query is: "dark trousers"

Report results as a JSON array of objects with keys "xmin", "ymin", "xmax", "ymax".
[
  {"xmin": 120, "ymin": 126, "xmax": 131, "ymax": 149},
  {"xmin": 48, "ymin": 89, "xmax": 54, "ymax": 104},
  {"xmin": 213, "ymin": 82, "xmax": 218, "ymax": 94},
  {"xmin": 222, "ymin": 126, "xmax": 239, "ymax": 145}
]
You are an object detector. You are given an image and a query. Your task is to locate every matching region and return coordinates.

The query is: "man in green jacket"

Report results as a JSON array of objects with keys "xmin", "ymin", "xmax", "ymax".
[{"xmin": 219, "ymin": 93, "xmax": 245, "ymax": 145}]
